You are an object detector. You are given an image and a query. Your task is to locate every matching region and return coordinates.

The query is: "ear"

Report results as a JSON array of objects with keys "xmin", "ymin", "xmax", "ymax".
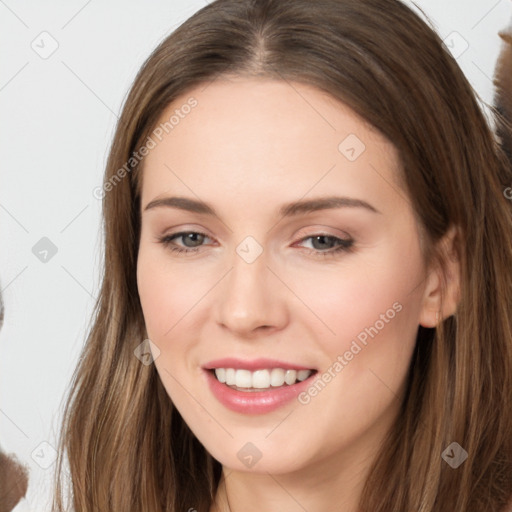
[{"xmin": 419, "ymin": 225, "xmax": 461, "ymax": 328}]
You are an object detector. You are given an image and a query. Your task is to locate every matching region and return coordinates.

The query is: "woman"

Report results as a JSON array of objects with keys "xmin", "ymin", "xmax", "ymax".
[{"xmin": 52, "ymin": 0, "xmax": 512, "ymax": 510}]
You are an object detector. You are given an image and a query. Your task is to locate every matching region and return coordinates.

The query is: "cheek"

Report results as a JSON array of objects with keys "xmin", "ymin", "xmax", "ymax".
[
  {"xmin": 297, "ymin": 236, "xmax": 426, "ymax": 363},
  {"xmin": 136, "ymin": 244, "xmax": 207, "ymax": 339},
  {"xmin": 302, "ymin": 243, "xmax": 425, "ymax": 346},
  {"xmin": 136, "ymin": 258, "xmax": 169, "ymax": 338},
  {"xmin": 286, "ymin": 242, "xmax": 424, "ymax": 448},
  {"xmin": 136, "ymin": 252, "xmax": 199, "ymax": 402}
]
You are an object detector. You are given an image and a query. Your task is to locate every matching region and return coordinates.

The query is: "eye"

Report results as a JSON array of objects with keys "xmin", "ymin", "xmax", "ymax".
[
  {"xmin": 156, "ymin": 231, "xmax": 354, "ymax": 258},
  {"xmin": 157, "ymin": 231, "xmax": 212, "ymax": 254},
  {"xmin": 295, "ymin": 234, "xmax": 354, "ymax": 258}
]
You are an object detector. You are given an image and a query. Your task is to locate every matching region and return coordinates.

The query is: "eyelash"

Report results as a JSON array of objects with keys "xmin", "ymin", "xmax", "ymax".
[{"xmin": 156, "ymin": 231, "xmax": 354, "ymax": 258}]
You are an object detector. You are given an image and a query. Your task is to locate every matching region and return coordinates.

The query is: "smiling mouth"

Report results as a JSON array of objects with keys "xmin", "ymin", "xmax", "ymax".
[{"xmin": 208, "ymin": 367, "xmax": 318, "ymax": 392}]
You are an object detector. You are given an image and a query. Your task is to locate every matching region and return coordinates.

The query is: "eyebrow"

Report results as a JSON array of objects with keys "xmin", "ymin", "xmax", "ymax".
[{"xmin": 143, "ymin": 195, "xmax": 381, "ymax": 217}]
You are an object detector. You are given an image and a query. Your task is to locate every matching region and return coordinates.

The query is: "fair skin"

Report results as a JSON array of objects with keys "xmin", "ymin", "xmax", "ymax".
[{"xmin": 136, "ymin": 77, "xmax": 459, "ymax": 512}]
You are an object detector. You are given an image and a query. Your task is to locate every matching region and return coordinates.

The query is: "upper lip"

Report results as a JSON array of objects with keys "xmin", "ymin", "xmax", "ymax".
[{"xmin": 203, "ymin": 357, "xmax": 316, "ymax": 371}]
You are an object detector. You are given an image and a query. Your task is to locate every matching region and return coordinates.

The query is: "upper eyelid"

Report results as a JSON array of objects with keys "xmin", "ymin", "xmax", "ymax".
[
  {"xmin": 161, "ymin": 223, "xmax": 352, "ymax": 239},
  {"xmin": 162, "ymin": 230, "xmax": 352, "ymax": 246}
]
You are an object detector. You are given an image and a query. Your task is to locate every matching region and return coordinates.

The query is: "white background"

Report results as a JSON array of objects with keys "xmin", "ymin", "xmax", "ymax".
[{"xmin": 1, "ymin": 0, "xmax": 511, "ymax": 509}]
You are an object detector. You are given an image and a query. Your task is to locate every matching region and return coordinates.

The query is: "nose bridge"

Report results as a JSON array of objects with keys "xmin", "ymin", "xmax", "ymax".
[{"xmin": 215, "ymin": 238, "xmax": 286, "ymax": 333}]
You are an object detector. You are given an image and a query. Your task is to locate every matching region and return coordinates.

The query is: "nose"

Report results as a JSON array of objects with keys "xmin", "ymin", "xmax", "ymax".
[{"xmin": 214, "ymin": 246, "xmax": 289, "ymax": 337}]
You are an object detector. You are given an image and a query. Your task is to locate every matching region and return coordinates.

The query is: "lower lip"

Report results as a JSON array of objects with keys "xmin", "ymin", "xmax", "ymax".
[{"xmin": 203, "ymin": 369, "xmax": 317, "ymax": 414}]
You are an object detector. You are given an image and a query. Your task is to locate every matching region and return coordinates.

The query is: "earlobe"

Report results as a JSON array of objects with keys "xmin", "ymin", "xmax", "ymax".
[{"xmin": 418, "ymin": 225, "xmax": 461, "ymax": 328}]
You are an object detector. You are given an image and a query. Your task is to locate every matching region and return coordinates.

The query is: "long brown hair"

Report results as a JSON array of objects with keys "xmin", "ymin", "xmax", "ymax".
[{"xmin": 52, "ymin": 1, "xmax": 512, "ymax": 510}]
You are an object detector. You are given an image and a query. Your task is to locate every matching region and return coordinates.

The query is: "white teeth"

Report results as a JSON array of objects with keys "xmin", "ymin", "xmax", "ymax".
[
  {"xmin": 215, "ymin": 368, "xmax": 226, "ymax": 383},
  {"xmin": 252, "ymin": 369, "xmax": 270, "ymax": 388},
  {"xmin": 213, "ymin": 368, "xmax": 313, "ymax": 389},
  {"xmin": 235, "ymin": 369, "xmax": 252, "ymax": 388},
  {"xmin": 225, "ymin": 368, "xmax": 236, "ymax": 385},
  {"xmin": 284, "ymin": 369, "xmax": 297, "ymax": 385},
  {"xmin": 270, "ymin": 368, "xmax": 285, "ymax": 386},
  {"xmin": 297, "ymin": 369, "xmax": 310, "ymax": 381}
]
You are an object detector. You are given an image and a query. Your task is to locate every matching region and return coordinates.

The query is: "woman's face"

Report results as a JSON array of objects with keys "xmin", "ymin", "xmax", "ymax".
[{"xmin": 137, "ymin": 77, "xmax": 432, "ymax": 476}]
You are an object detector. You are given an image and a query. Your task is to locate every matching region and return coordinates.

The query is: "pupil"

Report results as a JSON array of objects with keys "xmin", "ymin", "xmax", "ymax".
[
  {"xmin": 314, "ymin": 235, "xmax": 330, "ymax": 249},
  {"xmin": 185, "ymin": 233, "xmax": 202, "ymax": 247}
]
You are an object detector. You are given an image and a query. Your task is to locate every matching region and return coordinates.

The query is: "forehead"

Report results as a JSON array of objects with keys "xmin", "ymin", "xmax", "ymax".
[{"xmin": 140, "ymin": 77, "xmax": 404, "ymax": 215}]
